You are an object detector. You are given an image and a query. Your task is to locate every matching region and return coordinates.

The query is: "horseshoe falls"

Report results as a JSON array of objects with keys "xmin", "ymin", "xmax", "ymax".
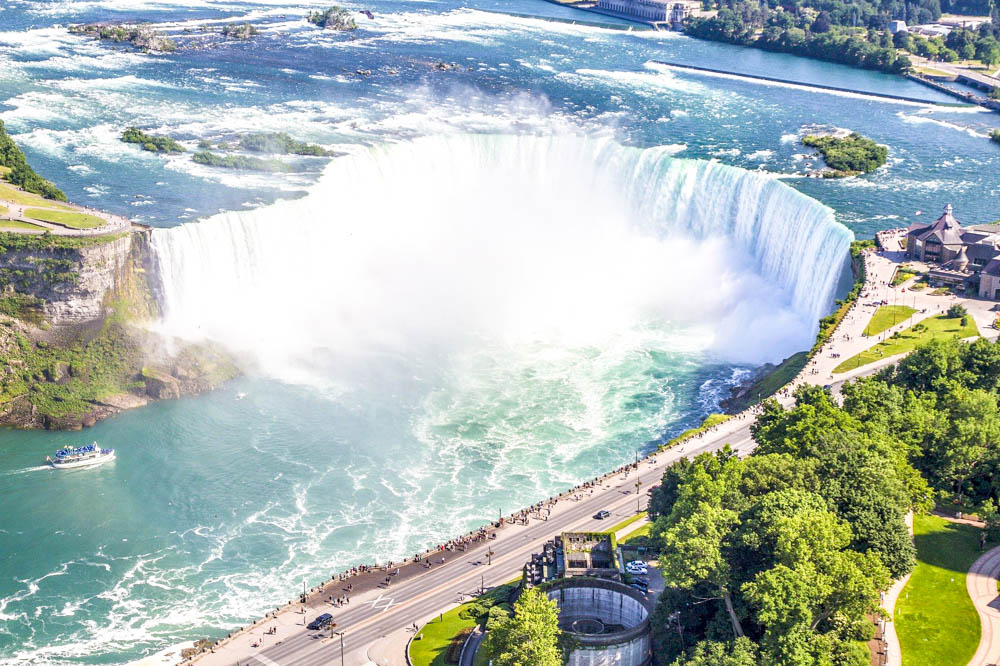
[{"xmin": 150, "ymin": 134, "xmax": 852, "ymax": 385}]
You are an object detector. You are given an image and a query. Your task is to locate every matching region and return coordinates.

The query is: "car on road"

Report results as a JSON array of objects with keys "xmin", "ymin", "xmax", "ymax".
[
  {"xmin": 593, "ymin": 510, "xmax": 611, "ymax": 520},
  {"xmin": 625, "ymin": 563, "xmax": 648, "ymax": 574},
  {"xmin": 626, "ymin": 560, "xmax": 645, "ymax": 567},
  {"xmin": 307, "ymin": 613, "xmax": 334, "ymax": 630},
  {"xmin": 629, "ymin": 582, "xmax": 648, "ymax": 593}
]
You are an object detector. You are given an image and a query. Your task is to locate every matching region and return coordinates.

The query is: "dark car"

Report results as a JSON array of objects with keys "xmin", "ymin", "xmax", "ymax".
[
  {"xmin": 629, "ymin": 582, "xmax": 649, "ymax": 593},
  {"xmin": 593, "ymin": 510, "xmax": 611, "ymax": 520},
  {"xmin": 307, "ymin": 613, "xmax": 334, "ymax": 630}
]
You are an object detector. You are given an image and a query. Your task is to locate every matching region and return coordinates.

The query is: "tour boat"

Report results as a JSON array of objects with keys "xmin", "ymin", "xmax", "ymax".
[{"xmin": 46, "ymin": 443, "xmax": 115, "ymax": 469}]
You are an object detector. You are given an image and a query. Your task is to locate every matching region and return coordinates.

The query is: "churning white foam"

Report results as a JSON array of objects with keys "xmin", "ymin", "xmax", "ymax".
[{"xmin": 150, "ymin": 133, "xmax": 851, "ymax": 387}]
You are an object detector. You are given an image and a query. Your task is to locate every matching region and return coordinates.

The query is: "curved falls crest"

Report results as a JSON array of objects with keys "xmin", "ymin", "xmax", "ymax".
[{"xmin": 150, "ymin": 133, "xmax": 853, "ymax": 384}]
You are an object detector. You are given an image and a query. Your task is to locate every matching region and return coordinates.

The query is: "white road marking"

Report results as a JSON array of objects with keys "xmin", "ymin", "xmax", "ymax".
[
  {"xmin": 254, "ymin": 656, "xmax": 281, "ymax": 666},
  {"xmin": 365, "ymin": 593, "xmax": 396, "ymax": 612}
]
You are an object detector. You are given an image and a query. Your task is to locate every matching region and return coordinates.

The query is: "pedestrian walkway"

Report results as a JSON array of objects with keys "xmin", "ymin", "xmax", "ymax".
[
  {"xmin": 0, "ymin": 192, "xmax": 130, "ymax": 236},
  {"xmin": 967, "ymin": 544, "xmax": 1000, "ymax": 666}
]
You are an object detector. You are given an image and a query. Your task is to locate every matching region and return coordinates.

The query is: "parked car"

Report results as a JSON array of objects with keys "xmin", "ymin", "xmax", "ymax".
[
  {"xmin": 626, "ymin": 565, "xmax": 648, "ymax": 575},
  {"xmin": 593, "ymin": 510, "xmax": 611, "ymax": 520},
  {"xmin": 626, "ymin": 560, "xmax": 645, "ymax": 567},
  {"xmin": 307, "ymin": 613, "xmax": 334, "ymax": 630},
  {"xmin": 629, "ymin": 582, "xmax": 648, "ymax": 593}
]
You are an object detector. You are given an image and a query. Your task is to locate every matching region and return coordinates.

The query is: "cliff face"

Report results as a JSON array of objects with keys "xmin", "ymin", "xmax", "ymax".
[
  {"xmin": 0, "ymin": 233, "xmax": 135, "ymax": 324},
  {"xmin": 0, "ymin": 229, "xmax": 238, "ymax": 430}
]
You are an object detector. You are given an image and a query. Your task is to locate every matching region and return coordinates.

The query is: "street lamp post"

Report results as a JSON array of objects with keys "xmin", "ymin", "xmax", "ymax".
[
  {"xmin": 635, "ymin": 478, "xmax": 642, "ymax": 513},
  {"xmin": 302, "ymin": 580, "xmax": 307, "ymax": 626},
  {"xmin": 331, "ymin": 630, "xmax": 345, "ymax": 666}
]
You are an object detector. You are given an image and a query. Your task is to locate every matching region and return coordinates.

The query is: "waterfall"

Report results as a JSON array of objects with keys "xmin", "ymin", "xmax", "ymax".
[{"xmin": 150, "ymin": 133, "xmax": 852, "ymax": 384}]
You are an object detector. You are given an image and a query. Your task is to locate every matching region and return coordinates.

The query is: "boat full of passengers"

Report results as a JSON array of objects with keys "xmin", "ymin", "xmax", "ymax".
[{"xmin": 46, "ymin": 443, "xmax": 115, "ymax": 469}]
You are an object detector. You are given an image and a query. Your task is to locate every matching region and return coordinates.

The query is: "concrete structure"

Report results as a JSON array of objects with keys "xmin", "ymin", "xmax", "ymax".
[
  {"xmin": 545, "ymin": 578, "xmax": 652, "ymax": 666},
  {"xmin": 889, "ymin": 19, "xmax": 908, "ymax": 33},
  {"xmin": 596, "ymin": 0, "xmax": 670, "ymax": 21},
  {"xmin": 910, "ymin": 23, "xmax": 952, "ymax": 38},
  {"xmin": 562, "ymin": 532, "xmax": 618, "ymax": 578},
  {"xmin": 904, "ymin": 204, "xmax": 1000, "ymax": 298}
]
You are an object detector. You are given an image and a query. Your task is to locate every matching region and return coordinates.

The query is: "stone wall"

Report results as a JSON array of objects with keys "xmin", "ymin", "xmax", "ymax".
[{"xmin": 543, "ymin": 578, "xmax": 651, "ymax": 666}]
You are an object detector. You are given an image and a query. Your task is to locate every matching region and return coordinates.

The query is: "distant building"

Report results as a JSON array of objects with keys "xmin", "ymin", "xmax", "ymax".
[
  {"xmin": 597, "ymin": 0, "xmax": 670, "ymax": 21},
  {"xmin": 889, "ymin": 20, "xmax": 908, "ymax": 33},
  {"xmin": 904, "ymin": 204, "xmax": 1000, "ymax": 298},
  {"xmin": 910, "ymin": 23, "xmax": 953, "ymax": 38}
]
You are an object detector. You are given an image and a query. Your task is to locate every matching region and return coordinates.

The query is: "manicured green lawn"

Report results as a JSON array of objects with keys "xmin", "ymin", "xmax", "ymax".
[
  {"xmin": 863, "ymin": 305, "xmax": 918, "ymax": 337},
  {"xmin": 607, "ymin": 511, "xmax": 647, "ymax": 535},
  {"xmin": 834, "ymin": 315, "xmax": 978, "ymax": 373},
  {"xmin": 0, "ymin": 182, "xmax": 73, "ymax": 210},
  {"xmin": 409, "ymin": 604, "xmax": 477, "ymax": 666},
  {"xmin": 24, "ymin": 207, "xmax": 105, "ymax": 229},
  {"xmin": 896, "ymin": 514, "xmax": 990, "ymax": 666},
  {"xmin": 0, "ymin": 204, "xmax": 6, "ymax": 216},
  {"xmin": 621, "ymin": 523, "xmax": 651, "ymax": 543},
  {"xmin": 662, "ymin": 413, "xmax": 730, "ymax": 450},
  {"xmin": 0, "ymin": 219, "xmax": 46, "ymax": 231},
  {"xmin": 410, "ymin": 581, "xmax": 517, "ymax": 666}
]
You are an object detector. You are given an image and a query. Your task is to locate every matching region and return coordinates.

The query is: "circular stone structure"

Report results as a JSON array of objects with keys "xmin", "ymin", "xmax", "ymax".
[{"xmin": 544, "ymin": 577, "xmax": 652, "ymax": 666}]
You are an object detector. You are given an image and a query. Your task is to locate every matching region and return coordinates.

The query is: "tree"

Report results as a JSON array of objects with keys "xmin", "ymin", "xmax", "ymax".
[
  {"xmin": 812, "ymin": 11, "xmax": 832, "ymax": 32},
  {"xmin": 671, "ymin": 637, "xmax": 759, "ymax": 665},
  {"xmin": 483, "ymin": 587, "xmax": 562, "ymax": 666}
]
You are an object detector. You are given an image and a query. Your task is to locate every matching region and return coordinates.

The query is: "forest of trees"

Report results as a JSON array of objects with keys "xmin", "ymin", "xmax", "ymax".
[
  {"xmin": 0, "ymin": 120, "xmax": 66, "ymax": 202},
  {"xmin": 646, "ymin": 336, "xmax": 1000, "ymax": 665},
  {"xmin": 686, "ymin": 0, "xmax": 1000, "ymax": 73}
]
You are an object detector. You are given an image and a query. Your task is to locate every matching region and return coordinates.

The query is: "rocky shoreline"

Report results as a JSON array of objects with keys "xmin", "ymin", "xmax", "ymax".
[{"xmin": 0, "ymin": 228, "xmax": 239, "ymax": 430}]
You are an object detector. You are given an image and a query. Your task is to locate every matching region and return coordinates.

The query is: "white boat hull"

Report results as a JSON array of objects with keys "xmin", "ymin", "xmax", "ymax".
[{"xmin": 49, "ymin": 450, "xmax": 115, "ymax": 469}]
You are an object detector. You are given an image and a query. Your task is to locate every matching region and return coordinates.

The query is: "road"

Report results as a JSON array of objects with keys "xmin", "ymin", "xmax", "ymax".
[
  {"xmin": 195, "ymin": 418, "xmax": 759, "ymax": 666},
  {"xmin": 967, "ymin": 544, "xmax": 1000, "ymax": 666}
]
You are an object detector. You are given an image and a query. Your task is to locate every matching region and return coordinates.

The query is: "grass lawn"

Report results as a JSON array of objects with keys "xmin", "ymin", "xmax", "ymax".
[
  {"xmin": 24, "ymin": 208, "xmax": 105, "ymax": 230},
  {"xmin": 0, "ymin": 204, "xmax": 6, "ymax": 216},
  {"xmin": 662, "ymin": 413, "xmax": 729, "ymax": 450},
  {"xmin": 834, "ymin": 315, "xmax": 978, "ymax": 373},
  {"xmin": 409, "ymin": 605, "xmax": 477, "ymax": 666},
  {"xmin": 607, "ymin": 511, "xmax": 647, "ymax": 535},
  {"xmin": 0, "ymin": 219, "xmax": 46, "ymax": 231},
  {"xmin": 892, "ymin": 268, "xmax": 918, "ymax": 286},
  {"xmin": 895, "ymin": 514, "xmax": 993, "ymax": 666},
  {"xmin": 863, "ymin": 305, "xmax": 918, "ymax": 337},
  {"xmin": 0, "ymin": 182, "xmax": 73, "ymax": 210},
  {"xmin": 621, "ymin": 523, "xmax": 651, "ymax": 543},
  {"xmin": 410, "ymin": 582, "xmax": 517, "ymax": 666}
]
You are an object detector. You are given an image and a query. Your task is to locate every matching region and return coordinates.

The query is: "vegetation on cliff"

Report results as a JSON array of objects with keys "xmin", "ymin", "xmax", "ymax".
[
  {"xmin": 991, "ymin": 129, "xmax": 1000, "ymax": 145},
  {"xmin": 802, "ymin": 133, "xmax": 887, "ymax": 177},
  {"xmin": 0, "ymin": 232, "xmax": 238, "ymax": 429},
  {"xmin": 68, "ymin": 23, "xmax": 178, "ymax": 53},
  {"xmin": 121, "ymin": 126, "xmax": 186, "ymax": 153},
  {"xmin": 0, "ymin": 120, "xmax": 66, "ymax": 202},
  {"xmin": 236, "ymin": 132, "xmax": 332, "ymax": 156},
  {"xmin": 307, "ymin": 7, "xmax": 358, "ymax": 31},
  {"xmin": 192, "ymin": 150, "xmax": 294, "ymax": 172}
]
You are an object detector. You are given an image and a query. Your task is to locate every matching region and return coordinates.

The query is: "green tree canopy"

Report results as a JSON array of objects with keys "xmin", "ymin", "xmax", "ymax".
[{"xmin": 484, "ymin": 587, "xmax": 562, "ymax": 666}]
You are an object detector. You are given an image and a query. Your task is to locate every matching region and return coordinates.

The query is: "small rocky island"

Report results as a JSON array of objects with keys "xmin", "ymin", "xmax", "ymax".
[
  {"xmin": 802, "ymin": 131, "xmax": 888, "ymax": 178},
  {"xmin": 68, "ymin": 23, "xmax": 178, "ymax": 53}
]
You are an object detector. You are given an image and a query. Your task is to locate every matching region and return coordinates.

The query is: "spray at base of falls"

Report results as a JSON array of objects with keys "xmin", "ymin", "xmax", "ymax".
[{"xmin": 150, "ymin": 133, "xmax": 852, "ymax": 389}]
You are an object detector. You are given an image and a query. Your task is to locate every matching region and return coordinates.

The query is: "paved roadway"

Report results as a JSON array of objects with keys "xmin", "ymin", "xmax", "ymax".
[
  {"xmin": 198, "ymin": 419, "xmax": 759, "ymax": 666},
  {"xmin": 967, "ymin": 544, "xmax": 1000, "ymax": 666}
]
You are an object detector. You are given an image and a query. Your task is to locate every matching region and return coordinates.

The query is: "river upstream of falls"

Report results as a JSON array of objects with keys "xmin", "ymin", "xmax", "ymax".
[{"xmin": 2, "ymin": 0, "xmax": 1000, "ymax": 663}]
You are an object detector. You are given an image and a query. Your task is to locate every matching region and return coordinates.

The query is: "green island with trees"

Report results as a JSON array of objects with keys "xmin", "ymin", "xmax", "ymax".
[
  {"xmin": 121, "ymin": 127, "xmax": 186, "ymax": 154},
  {"xmin": 802, "ymin": 133, "xmax": 888, "ymax": 177},
  {"xmin": 235, "ymin": 132, "xmax": 333, "ymax": 156},
  {"xmin": 68, "ymin": 23, "xmax": 177, "ymax": 53},
  {"xmin": 192, "ymin": 151, "xmax": 295, "ymax": 172},
  {"xmin": 220, "ymin": 23, "xmax": 260, "ymax": 39},
  {"xmin": 643, "ymin": 334, "xmax": 1000, "ymax": 665},
  {"xmin": 0, "ymin": 120, "xmax": 66, "ymax": 202},
  {"xmin": 307, "ymin": 7, "xmax": 358, "ymax": 31}
]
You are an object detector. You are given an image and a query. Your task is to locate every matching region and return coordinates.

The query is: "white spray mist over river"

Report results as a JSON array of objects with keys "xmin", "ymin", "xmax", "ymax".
[{"xmin": 151, "ymin": 133, "xmax": 852, "ymax": 389}]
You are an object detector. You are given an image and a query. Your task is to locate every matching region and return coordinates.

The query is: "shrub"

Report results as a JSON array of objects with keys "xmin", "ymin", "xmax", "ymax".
[{"xmin": 948, "ymin": 304, "xmax": 969, "ymax": 318}]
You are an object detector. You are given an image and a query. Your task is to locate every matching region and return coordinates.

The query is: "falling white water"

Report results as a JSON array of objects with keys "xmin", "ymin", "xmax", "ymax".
[{"xmin": 150, "ymin": 133, "xmax": 852, "ymax": 388}]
